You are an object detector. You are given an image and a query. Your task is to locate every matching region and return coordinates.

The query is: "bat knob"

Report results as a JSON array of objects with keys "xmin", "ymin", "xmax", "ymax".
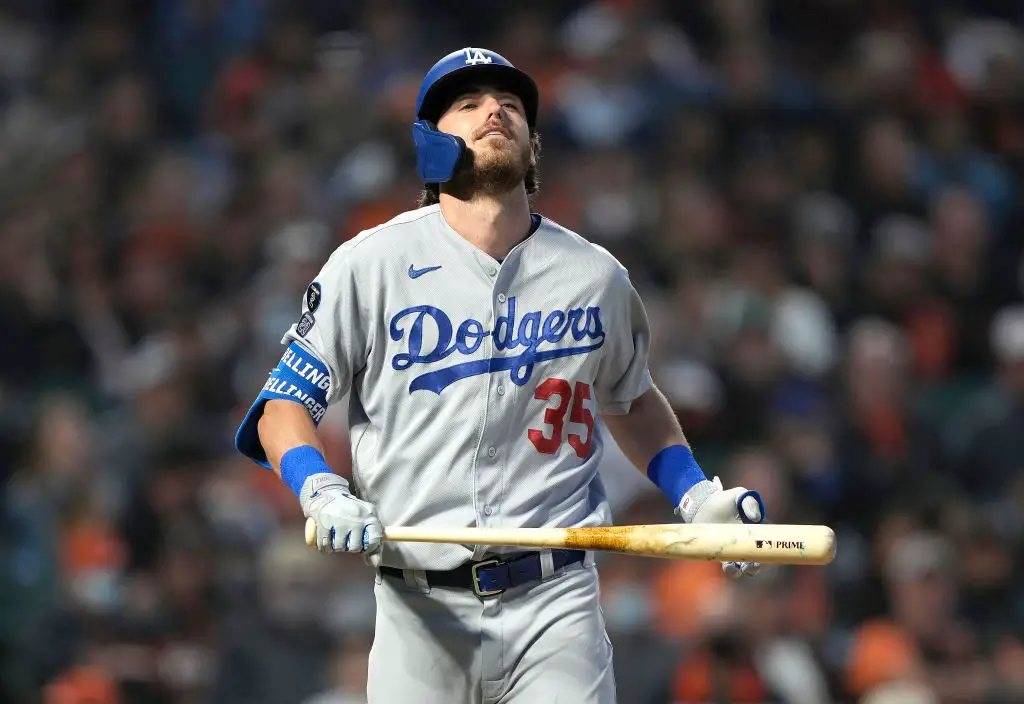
[
  {"xmin": 736, "ymin": 490, "xmax": 765, "ymax": 524},
  {"xmin": 304, "ymin": 517, "xmax": 318, "ymax": 547}
]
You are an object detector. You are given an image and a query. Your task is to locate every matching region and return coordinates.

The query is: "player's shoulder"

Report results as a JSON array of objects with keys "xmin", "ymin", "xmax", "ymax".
[
  {"xmin": 328, "ymin": 205, "xmax": 440, "ymax": 265},
  {"xmin": 534, "ymin": 215, "xmax": 631, "ymax": 279}
]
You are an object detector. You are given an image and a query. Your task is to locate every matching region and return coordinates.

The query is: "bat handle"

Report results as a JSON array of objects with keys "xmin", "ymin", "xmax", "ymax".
[
  {"xmin": 737, "ymin": 490, "xmax": 766, "ymax": 524},
  {"xmin": 304, "ymin": 517, "xmax": 317, "ymax": 547}
]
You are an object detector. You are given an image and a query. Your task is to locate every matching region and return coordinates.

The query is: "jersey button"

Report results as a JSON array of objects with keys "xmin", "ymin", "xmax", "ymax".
[
  {"xmin": 497, "ymin": 293, "xmax": 507, "ymax": 303},
  {"xmin": 488, "ymin": 266, "xmax": 497, "ymax": 277},
  {"xmin": 496, "ymin": 385, "xmax": 505, "ymax": 396},
  {"xmin": 486, "ymin": 446, "xmax": 497, "ymax": 458},
  {"xmin": 483, "ymin": 505, "xmax": 493, "ymax": 516}
]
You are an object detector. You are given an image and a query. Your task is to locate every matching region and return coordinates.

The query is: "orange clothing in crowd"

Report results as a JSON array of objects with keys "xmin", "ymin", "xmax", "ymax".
[
  {"xmin": 673, "ymin": 652, "xmax": 768, "ymax": 703},
  {"xmin": 43, "ymin": 666, "xmax": 120, "ymax": 704},
  {"xmin": 846, "ymin": 619, "xmax": 921, "ymax": 695}
]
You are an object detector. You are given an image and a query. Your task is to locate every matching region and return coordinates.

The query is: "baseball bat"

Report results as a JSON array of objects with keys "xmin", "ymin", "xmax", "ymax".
[{"xmin": 303, "ymin": 518, "xmax": 835, "ymax": 565}]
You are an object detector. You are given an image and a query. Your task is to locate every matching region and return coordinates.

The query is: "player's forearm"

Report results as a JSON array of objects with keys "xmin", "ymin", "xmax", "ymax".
[
  {"xmin": 258, "ymin": 399, "xmax": 326, "ymax": 478},
  {"xmin": 602, "ymin": 385, "xmax": 716, "ymax": 510},
  {"xmin": 601, "ymin": 385, "xmax": 688, "ymax": 471}
]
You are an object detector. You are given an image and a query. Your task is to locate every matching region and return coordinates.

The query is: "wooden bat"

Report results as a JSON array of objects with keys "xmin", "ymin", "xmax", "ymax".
[{"xmin": 303, "ymin": 518, "xmax": 835, "ymax": 565}]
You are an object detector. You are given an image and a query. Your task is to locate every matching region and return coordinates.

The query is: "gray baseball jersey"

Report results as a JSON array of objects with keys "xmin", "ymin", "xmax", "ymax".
[{"xmin": 284, "ymin": 203, "xmax": 652, "ymax": 570}]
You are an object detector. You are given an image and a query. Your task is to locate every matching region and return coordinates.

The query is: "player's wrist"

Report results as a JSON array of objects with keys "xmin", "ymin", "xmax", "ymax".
[
  {"xmin": 646, "ymin": 444, "xmax": 708, "ymax": 508},
  {"xmin": 281, "ymin": 445, "xmax": 333, "ymax": 498}
]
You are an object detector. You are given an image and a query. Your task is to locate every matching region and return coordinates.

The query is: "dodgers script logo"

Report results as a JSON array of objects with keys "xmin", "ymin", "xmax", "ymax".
[{"xmin": 390, "ymin": 297, "xmax": 605, "ymax": 394}]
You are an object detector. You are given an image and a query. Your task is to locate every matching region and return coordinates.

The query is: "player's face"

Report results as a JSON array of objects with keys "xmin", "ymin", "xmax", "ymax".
[{"xmin": 437, "ymin": 86, "xmax": 533, "ymax": 195}]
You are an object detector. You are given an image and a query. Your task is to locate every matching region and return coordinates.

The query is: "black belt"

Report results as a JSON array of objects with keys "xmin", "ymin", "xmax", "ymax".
[{"xmin": 380, "ymin": 549, "xmax": 586, "ymax": 598}]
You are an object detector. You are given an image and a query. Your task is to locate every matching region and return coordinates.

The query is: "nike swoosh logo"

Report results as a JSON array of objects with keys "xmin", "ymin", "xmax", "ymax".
[{"xmin": 408, "ymin": 264, "xmax": 442, "ymax": 279}]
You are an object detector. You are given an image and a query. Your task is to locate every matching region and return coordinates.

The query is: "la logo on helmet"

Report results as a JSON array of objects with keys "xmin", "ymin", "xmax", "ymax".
[{"xmin": 463, "ymin": 49, "xmax": 492, "ymax": 65}]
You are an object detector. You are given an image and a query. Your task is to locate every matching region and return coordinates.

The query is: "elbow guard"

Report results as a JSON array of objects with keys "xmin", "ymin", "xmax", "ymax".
[{"xmin": 234, "ymin": 342, "xmax": 331, "ymax": 468}]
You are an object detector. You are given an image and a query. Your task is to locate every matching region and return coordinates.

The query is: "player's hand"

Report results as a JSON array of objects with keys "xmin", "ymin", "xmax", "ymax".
[
  {"xmin": 299, "ymin": 473, "xmax": 384, "ymax": 565},
  {"xmin": 676, "ymin": 476, "xmax": 766, "ymax": 578}
]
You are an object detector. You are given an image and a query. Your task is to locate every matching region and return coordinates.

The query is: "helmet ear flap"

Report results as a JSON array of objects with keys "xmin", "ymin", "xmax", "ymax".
[{"xmin": 412, "ymin": 120, "xmax": 466, "ymax": 184}]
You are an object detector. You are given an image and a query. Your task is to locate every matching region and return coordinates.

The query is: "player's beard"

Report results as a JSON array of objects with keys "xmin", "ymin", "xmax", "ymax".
[{"xmin": 443, "ymin": 135, "xmax": 533, "ymax": 200}]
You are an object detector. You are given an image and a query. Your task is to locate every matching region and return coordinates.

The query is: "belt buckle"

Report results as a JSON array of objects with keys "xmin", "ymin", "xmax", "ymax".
[{"xmin": 471, "ymin": 558, "xmax": 505, "ymax": 598}]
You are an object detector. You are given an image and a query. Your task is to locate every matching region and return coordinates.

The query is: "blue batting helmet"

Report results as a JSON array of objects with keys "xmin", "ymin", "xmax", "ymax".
[{"xmin": 412, "ymin": 47, "xmax": 539, "ymax": 184}]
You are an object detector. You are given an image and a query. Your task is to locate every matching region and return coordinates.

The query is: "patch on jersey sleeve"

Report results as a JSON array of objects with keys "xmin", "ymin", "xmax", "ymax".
[
  {"xmin": 305, "ymin": 282, "xmax": 322, "ymax": 313},
  {"xmin": 296, "ymin": 312, "xmax": 315, "ymax": 337}
]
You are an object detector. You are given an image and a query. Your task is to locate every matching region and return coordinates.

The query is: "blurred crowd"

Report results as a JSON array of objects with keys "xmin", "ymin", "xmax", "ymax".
[{"xmin": 2, "ymin": 0, "xmax": 1024, "ymax": 702}]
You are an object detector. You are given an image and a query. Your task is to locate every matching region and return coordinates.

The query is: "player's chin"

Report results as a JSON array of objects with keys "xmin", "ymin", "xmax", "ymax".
[
  {"xmin": 474, "ymin": 144, "xmax": 525, "ymax": 169},
  {"xmin": 472, "ymin": 140, "xmax": 515, "ymax": 160}
]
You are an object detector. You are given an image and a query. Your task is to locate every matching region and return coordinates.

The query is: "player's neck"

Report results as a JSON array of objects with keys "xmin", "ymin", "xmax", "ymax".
[{"xmin": 438, "ymin": 188, "xmax": 532, "ymax": 261}]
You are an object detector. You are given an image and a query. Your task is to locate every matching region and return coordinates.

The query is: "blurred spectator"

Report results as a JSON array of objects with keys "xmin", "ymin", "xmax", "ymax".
[
  {"xmin": 948, "ymin": 306, "xmax": 1024, "ymax": 503},
  {"xmin": 211, "ymin": 534, "xmax": 340, "ymax": 704},
  {"xmin": 302, "ymin": 636, "xmax": 372, "ymax": 704}
]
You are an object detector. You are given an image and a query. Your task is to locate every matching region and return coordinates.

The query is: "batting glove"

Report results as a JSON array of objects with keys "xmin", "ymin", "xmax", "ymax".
[
  {"xmin": 300, "ymin": 473, "xmax": 384, "ymax": 566},
  {"xmin": 676, "ymin": 475, "xmax": 766, "ymax": 578}
]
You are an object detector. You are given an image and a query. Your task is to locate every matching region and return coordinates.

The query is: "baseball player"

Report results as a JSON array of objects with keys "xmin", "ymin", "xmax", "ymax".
[{"xmin": 235, "ymin": 47, "xmax": 765, "ymax": 704}]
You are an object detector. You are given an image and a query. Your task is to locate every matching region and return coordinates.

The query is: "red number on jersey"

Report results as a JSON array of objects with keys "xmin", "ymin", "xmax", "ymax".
[
  {"xmin": 528, "ymin": 378, "xmax": 594, "ymax": 459},
  {"xmin": 567, "ymin": 381, "xmax": 594, "ymax": 458},
  {"xmin": 527, "ymin": 378, "xmax": 572, "ymax": 454}
]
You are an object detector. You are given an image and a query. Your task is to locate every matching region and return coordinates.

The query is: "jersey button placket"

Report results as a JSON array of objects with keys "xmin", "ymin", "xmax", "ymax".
[{"xmin": 479, "ymin": 267, "xmax": 504, "ymax": 535}]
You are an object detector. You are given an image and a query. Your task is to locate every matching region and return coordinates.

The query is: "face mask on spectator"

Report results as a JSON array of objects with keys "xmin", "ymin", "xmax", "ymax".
[
  {"xmin": 603, "ymin": 582, "xmax": 652, "ymax": 633},
  {"xmin": 70, "ymin": 568, "xmax": 123, "ymax": 614}
]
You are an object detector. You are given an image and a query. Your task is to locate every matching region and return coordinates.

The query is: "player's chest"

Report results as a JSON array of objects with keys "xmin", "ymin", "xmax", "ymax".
[{"xmin": 377, "ymin": 275, "xmax": 608, "ymax": 394}]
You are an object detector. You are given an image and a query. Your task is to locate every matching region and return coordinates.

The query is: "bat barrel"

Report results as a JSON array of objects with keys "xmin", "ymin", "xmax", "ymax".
[{"xmin": 561, "ymin": 523, "xmax": 836, "ymax": 565}]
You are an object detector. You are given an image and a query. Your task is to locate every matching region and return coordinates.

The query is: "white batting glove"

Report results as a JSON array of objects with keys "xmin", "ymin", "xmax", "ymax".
[
  {"xmin": 300, "ymin": 473, "xmax": 384, "ymax": 566},
  {"xmin": 676, "ymin": 476, "xmax": 765, "ymax": 578}
]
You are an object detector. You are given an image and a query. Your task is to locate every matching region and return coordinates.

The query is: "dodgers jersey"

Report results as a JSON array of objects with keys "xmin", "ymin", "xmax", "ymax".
[{"xmin": 257, "ymin": 204, "xmax": 652, "ymax": 570}]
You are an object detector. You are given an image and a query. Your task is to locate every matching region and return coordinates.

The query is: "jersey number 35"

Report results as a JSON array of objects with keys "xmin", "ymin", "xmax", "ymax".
[{"xmin": 528, "ymin": 378, "xmax": 594, "ymax": 459}]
